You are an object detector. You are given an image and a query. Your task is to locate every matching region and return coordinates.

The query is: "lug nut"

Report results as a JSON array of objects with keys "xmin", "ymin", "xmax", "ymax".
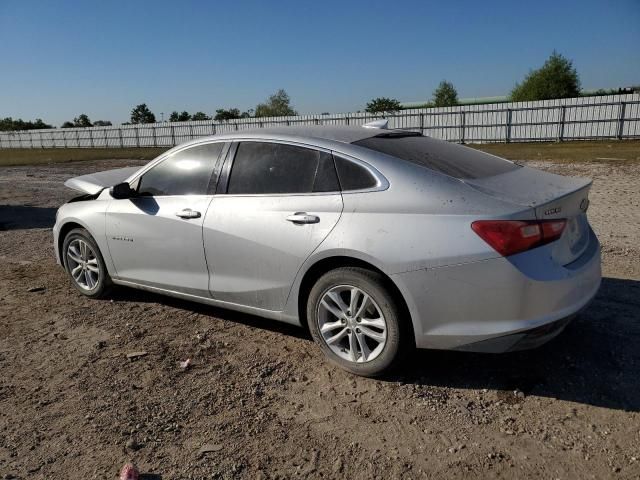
[
  {"xmin": 356, "ymin": 328, "xmax": 361, "ymax": 333},
  {"xmin": 356, "ymin": 318, "xmax": 361, "ymax": 323},
  {"xmin": 346, "ymin": 329, "xmax": 351, "ymax": 334},
  {"xmin": 341, "ymin": 319, "xmax": 346, "ymax": 324}
]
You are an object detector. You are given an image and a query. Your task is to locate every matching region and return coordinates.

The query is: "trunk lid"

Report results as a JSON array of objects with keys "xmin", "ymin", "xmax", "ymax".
[
  {"xmin": 463, "ymin": 166, "xmax": 592, "ymax": 265},
  {"xmin": 64, "ymin": 166, "xmax": 141, "ymax": 195}
]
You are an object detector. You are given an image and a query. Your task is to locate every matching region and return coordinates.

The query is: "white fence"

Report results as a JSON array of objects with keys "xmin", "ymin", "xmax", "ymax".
[{"xmin": 1, "ymin": 94, "xmax": 638, "ymax": 149}]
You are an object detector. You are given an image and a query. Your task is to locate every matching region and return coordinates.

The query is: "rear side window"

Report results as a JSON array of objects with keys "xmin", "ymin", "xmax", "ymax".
[
  {"xmin": 334, "ymin": 155, "xmax": 378, "ymax": 190},
  {"xmin": 138, "ymin": 142, "xmax": 223, "ymax": 196},
  {"xmin": 227, "ymin": 142, "xmax": 339, "ymax": 194},
  {"xmin": 352, "ymin": 134, "xmax": 520, "ymax": 179}
]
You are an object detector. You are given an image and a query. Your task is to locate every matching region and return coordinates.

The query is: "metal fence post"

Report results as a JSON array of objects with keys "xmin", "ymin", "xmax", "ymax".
[
  {"xmin": 505, "ymin": 109, "xmax": 512, "ymax": 143},
  {"xmin": 118, "ymin": 128, "xmax": 123, "ymax": 148},
  {"xmin": 104, "ymin": 128, "xmax": 108, "ymax": 148},
  {"xmin": 420, "ymin": 113, "xmax": 425, "ymax": 135},
  {"xmin": 152, "ymin": 125, "xmax": 157, "ymax": 147},
  {"xmin": 171, "ymin": 125, "xmax": 176, "ymax": 146},
  {"xmin": 557, "ymin": 106, "xmax": 566, "ymax": 142},
  {"xmin": 63, "ymin": 130, "xmax": 68, "ymax": 148},
  {"xmin": 135, "ymin": 127, "xmax": 140, "ymax": 147},
  {"xmin": 459, "ymin": 111, "xmax": 466, "ymax": 144},
  {"xmin": 89, "ymin": 128, "xmax": 94, "ymax": 148},
  {"xmin": 617, "ymin": 102, "xmax": 627, "ymax": 139},
  {"xmin": 189, "ymin": 124, "xmax": 194, "ymax": 139}
]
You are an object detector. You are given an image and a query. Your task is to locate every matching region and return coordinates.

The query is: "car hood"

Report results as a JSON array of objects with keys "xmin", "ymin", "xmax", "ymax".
[{"xmin": 64, "ymin": 166, "xmax": 141, "ymax": 195}]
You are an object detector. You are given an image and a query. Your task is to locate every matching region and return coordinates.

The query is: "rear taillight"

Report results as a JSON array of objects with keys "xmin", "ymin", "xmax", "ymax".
[{"xmin": 471, "ymin": 219, "xmax": 566, "ymax": 256}]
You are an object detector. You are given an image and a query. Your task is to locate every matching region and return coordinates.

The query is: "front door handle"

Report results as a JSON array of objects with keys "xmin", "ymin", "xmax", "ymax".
[
  {"xmin": 175, "ymin": 208, "xmax": 201, "ymax": 219},
  {"xmin": 286, "ymin": 212, "xmax": 319, "ymax": 224}
]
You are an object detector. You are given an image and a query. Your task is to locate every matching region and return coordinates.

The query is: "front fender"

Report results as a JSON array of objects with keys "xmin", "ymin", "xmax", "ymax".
[{"xmin": 54, "ymin": 201, "xmax": 114, "ymax": 275}]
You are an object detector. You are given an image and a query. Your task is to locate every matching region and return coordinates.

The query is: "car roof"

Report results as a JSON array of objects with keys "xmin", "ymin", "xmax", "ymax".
[
  {"xmin": 238, "ymin": 125, "xmax": 384, "ymax": 143},
  {"xmin": 182, "ymin": 125, "xmax": 400, "ymax": 147}
]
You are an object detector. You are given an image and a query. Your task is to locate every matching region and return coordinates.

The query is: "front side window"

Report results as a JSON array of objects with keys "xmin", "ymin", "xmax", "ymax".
[
  {"xmin": 227, "ymin": 142, "xmax": 339, "ymax": 195},
  {"xmin": 137, "ymin": 142, "xmax": 224, "ymax": 196}
]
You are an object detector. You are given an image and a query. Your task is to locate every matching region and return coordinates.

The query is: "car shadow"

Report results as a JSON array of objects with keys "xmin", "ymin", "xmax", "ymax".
[
  {"xmin": 107, "ymin": 276, "xmax": 639, "ymax": 412},
  {"xmin": 0, "ymin": 205, "xmax": 57, "ymax": 230},
  {"xmin": 107, "ymin": 287, "xmax": 310, "ymax": 341}
]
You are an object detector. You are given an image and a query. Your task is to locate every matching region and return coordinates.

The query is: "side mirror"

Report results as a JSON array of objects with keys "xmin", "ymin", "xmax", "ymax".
[{"xmin": 110, "ymin": 182, "xmax": 135, "ymax": 199}]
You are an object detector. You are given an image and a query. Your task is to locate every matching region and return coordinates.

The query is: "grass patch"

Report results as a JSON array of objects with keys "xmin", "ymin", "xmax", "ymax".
[
  {"xmin": 0, "ymin": 147, "xmax": 169, "ymax": 166},
  {"xmin": 470, "ymin": 140, "xmax": 640, "ymax": 163},
  {"xmin": 0, "ymin": 140, "xmax": 638, "ymax": 167}
]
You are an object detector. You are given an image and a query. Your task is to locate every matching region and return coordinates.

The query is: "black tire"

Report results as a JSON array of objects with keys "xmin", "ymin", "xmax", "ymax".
[
  {"xmin": 306, "ymin": 267, "xmax": 410, "ymax": 377},
  {"xmin": 62, "ymin": 228, "xmax": 112, "ymax": 298}
]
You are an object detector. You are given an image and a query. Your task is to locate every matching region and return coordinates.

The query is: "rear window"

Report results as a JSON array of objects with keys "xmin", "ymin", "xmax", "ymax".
[
  {"xmin": 352, "ymin": 134, "xmax": 520, "ymax": 179},
  {"xmin": 334, "ymin": 155, "xmax": 378, "ymax": 190}
]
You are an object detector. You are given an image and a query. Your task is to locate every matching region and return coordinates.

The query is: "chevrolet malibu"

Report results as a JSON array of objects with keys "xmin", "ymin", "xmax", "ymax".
[{"xmin": 53, "ymin": 125, "xmax": 601, "ymax": 376}]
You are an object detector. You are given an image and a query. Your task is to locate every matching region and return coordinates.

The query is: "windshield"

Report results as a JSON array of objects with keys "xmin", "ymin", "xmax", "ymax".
[{"xmin": 352, "ymin": 134, "xmax": 521, "ymax": 179}]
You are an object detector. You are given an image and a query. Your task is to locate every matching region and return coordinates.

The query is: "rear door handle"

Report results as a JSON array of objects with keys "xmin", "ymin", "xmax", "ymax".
[
  {"xmin": 286, "ymin": 212, "xmax": 319, "ymax": 224},
  {"xmin": 175, "ymin": 208, "xmax": 201, "ymax": 219}
]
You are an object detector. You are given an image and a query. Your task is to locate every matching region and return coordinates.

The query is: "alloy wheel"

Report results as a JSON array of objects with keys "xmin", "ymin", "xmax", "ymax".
[
  {"xmin": 66, "ymin": 239, "xmax": 100, "ymax": 291},
  {"xmin": 317, "ymin": 284, "xmax": 387, "ymax": 363}
]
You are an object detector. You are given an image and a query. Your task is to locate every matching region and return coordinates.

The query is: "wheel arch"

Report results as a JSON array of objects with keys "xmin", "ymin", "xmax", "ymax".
[
  {"xmin": 296, "ymin": 255, "xmax": 415, "ymax": 344},
  {"xmin": 57, "ymin": 221, "xmax": 86, "ymax": 266}
]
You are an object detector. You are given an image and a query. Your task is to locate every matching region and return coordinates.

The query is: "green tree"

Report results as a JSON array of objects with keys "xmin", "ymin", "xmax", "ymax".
[
  {"xmin": 131, "ymin": 104, "xmax": 156, "ymax": 124},
  {"xmin": 61, "ymin": 121, "xmax": 74, "ymax": 128},
  {"xmin": 365, "ymin": 97, "xmax": 401, "ymax": 114},
  {"xmin": 93, "ymin": 120, "xmax": 112, "ymax": 126},
  {"xmin": 255, "ymin": 89, "xmax": 297, "ymax": 117},
  {"xmin": 169, "ymin": 111, "xmax": 191, "ymax": 122},
  {"xmin": 432, "ymin": 81, "xmax": 458, "ymax": 107},
  {"xmin": 0, "ymin": 117, "xmax": 52, "ymax": 131},
  {"xmin": 511, "ymin": 51, "xmax": 581, "ymax": 102},
  {"xmin": 214, "ymin": 108, "xmax": 242, "ymax": 121},
  {"xmin": 73, "ymin": 114, "xmax": 92, "ymax": 127},
  {"xmin": 191, "ymin": 111, "xmax": 211, "ymax": 121}
]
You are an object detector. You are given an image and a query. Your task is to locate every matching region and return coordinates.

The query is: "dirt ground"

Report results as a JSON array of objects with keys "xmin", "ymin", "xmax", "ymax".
[{"xmin": 0, "ymin": 156, "xmax": 639, "ymax": 479}]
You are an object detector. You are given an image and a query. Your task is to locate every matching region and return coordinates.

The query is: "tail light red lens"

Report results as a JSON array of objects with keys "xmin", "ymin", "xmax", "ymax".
[{"xmin": 471, "ymin": 219, "xmax": 567, "ymax": 256}]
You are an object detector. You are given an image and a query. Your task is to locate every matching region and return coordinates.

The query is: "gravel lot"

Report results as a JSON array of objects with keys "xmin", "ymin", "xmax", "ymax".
[{"xmin": 0, "ymin": 157, "xmax": 639, "ymax": 479}]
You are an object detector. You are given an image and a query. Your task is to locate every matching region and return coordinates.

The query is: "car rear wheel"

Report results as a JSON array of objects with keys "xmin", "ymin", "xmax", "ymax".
[
  {"xmin": 62, "ymin": 228, "xmax": 111, "ymax": 298},
  {"xmin": 307, "ymin": 267, "xmax": 408, "ymax": 377}
]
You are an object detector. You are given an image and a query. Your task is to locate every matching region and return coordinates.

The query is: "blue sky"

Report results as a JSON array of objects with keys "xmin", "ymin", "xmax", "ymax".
[{"xmin": 1, "ymin": 0, "xmax": 638, "ymax": 126}]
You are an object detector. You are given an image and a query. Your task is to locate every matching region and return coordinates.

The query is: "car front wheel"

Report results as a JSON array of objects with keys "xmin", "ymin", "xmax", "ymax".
[
  {"xmin": 307, "ymin": 267, "xmax": 409, "ymax": 377},
  {"xmin": 62, "ymin": 228, "xmax": 111, "ymax": 298}
]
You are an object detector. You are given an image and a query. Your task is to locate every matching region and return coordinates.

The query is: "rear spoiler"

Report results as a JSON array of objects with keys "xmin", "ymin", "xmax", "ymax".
[
  {"xmin": 64, "ymin": 166, "xmax": 141, "ymax": 195},
  {"xmin": 463, "ymin": 166, "xmax": 591, "ymax": 208}
]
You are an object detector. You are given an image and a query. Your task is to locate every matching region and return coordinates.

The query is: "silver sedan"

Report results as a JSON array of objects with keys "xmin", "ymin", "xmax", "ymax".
[{"xmin": 53, "ymin": 125, "xmax": 601, "ymax": 376}]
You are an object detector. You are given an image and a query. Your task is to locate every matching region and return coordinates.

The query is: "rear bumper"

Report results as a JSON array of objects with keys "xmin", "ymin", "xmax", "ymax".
[
  {"xmin": 453, "ymin": 314, "xmax": 576, "ymax": 353},
  {"xmin": 393, "ymin": 228, "xmax": 601, "ymax": 352}
]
